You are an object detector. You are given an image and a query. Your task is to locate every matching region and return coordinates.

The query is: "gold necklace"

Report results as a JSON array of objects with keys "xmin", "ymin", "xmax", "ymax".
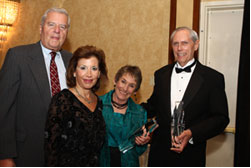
[{"xmin": 74, "ymin": 87, "xmax": 93, "ymax": 104}]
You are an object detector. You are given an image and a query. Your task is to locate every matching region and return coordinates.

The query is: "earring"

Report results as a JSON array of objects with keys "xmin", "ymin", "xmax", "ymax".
[
  {"xmin": 134, "ymin": 92, "xmax": 137, "ymax": 101},
  {"xmin": 73, "ymin": 73, "xmax": 76, "ymax": 77}
]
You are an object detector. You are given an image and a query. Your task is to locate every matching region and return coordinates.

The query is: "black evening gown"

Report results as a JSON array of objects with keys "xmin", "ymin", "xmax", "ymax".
[{"xmin": 44, "ymin": 89, "xmax": 106, "ymax": 166}]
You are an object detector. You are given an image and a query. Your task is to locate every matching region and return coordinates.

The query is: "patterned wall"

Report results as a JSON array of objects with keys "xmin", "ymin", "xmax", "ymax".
[{"xmin": 1, "ymin": 0, "xmax": 171, "ymax": 102}]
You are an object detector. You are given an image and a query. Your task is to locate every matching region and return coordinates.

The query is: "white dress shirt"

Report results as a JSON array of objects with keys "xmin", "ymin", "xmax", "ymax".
[
  {"xmin": 41, "ymin": 42, "xmax": 68, "ymax": 96},
  {"xmin": 171, "ymin": 58, "xmax": 196, "ymax": 115},
  {"xmin": 170, "ymin": 58, "xmax": 196, "ymax": 144}
]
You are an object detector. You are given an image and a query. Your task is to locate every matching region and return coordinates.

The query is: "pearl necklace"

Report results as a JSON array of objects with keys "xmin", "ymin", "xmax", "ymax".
[{"xmin": 74, "ymin": 87, "xmax": 93, "ymax": 104}]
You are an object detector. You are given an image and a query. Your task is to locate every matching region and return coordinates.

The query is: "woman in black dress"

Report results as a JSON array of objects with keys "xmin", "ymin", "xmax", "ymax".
[{"xmin": 44, "ymin": 45, "xmax": 108, "ymax": 166}]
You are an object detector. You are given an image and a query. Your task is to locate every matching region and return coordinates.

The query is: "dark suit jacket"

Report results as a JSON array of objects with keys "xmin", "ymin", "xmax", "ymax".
[
  {"xmin": 0, "ymin": 42, "xmax": 72, "ymax": 166},
  {"xmin": 142, "ymin": 61, "xmax": 229, "ymax": 166}
]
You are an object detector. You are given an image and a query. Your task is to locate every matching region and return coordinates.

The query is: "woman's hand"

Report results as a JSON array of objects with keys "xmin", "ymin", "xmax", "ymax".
[{"xmin": 135, "ymin": 126, "xmax": 151, "ymax": 145}]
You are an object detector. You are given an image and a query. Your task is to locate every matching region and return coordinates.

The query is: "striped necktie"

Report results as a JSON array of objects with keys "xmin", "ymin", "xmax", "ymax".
[{"xmin": 50, "ymin": 52, "xmax": 61, "ymax": 96}]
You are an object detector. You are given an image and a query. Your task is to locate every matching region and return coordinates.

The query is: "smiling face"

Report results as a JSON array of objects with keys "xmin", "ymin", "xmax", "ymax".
[
  {"xmin": 113, "ymin": 73, "xmax": 137, "ymax": 104},
  {"xmin": 40, "ymin": 11, "xmax": 68, "ymax": 51},
  {"xmin": 172, "ymin": 29, "xmax": 199, "ymax": 67},
  {"xmin": 74, "ymin": 56, "xmax": 100, "ymax": 91}
]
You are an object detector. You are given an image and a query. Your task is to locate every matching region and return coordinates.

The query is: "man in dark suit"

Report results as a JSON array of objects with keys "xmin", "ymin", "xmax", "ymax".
[
  {"xmin": 142, "ymin": 27, "xmax": 229, "ymax": 166},
  {"xmin": 0, "ymin": 8, "xmax": 72, "ymax": 166}
]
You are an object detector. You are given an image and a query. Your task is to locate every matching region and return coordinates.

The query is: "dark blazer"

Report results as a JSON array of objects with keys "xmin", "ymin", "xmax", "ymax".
[
  {"xmin": 142, "ymin": 61, "xmax": 229, "ymax": 166},
  {"xmin": 0, "ymin": 42, "xmax": 72, "ymax": 166}
]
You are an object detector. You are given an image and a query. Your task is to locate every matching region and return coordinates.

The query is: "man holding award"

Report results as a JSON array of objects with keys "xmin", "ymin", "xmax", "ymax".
[{"xmin": 142, "ymin": 27, "xmax": 229, "ymax": 166}]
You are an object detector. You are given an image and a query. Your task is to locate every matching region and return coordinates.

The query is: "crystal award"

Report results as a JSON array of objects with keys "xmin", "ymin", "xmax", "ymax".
[
  {"xmin": 119, "ymin": 118, "xmax": 159, "ymax": 153},
  {"xmin": 171, "ymin": 101, "xmax": 185, "ymax": 147}
]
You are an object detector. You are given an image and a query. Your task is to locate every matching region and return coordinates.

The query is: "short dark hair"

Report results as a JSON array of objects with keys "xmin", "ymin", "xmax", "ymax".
[
  {"xmin": 66, "ymin": 45, "xmax": 108, "ymax": 92},
  {"xmin": 115, "ymin": 65, "xmax": 142, "ymax": 92}
]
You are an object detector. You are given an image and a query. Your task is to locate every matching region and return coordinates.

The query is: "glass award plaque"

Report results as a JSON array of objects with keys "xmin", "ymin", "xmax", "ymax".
[
  {"xmin": 119, "ymin": 118, "xmax": 158, "ymax": 153},
  {"xmin": 171, "ymin": 101, "xmax": 185, "ymax": 147}
]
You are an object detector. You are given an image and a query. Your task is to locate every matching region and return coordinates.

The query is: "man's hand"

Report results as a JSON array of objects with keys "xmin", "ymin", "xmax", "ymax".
[
  {"xmin": 170, "ymin": 129, "xmax": 192, "ymax": 153},
  {"xmin": 0, "ymin": 159, "xmax": 16, "ymax": 167}
]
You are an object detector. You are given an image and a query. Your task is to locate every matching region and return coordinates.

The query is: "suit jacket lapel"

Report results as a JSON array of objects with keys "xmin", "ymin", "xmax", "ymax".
[
  {"xmin": 182, "ymin": 62, "xmax": 204, "ymax": 109},
  {"xmin": 28, "ymin": 42, "xmax": 51, "ymax": 110},
  {"xmin": 60, "ymin": 50, "xmax": 69, "ymax": 68},
  {"xmin": 161, "ymin": 64, "xmax": 174, "ymax": 118}
]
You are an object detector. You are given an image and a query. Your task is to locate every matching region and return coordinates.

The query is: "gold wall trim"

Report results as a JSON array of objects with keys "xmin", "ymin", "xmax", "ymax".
[{"xmin": 224, "ymin": 127, "xmax": 235, "ymax": 134}]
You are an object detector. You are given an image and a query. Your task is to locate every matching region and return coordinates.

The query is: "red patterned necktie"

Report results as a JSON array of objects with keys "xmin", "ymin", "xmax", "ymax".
[{"xmin": 50, "ymin": 52, "xmax": 61, "ymax": 96}]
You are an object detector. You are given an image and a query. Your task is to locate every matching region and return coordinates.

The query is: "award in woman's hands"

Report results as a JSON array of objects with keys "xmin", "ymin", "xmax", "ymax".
[
  {"xmin": 119, "ymin": 118, "xmax": 159, "ymax": 153},
  {"xmin": 171, "ymin": 101, "xmax": 185, "ymax": 148}
]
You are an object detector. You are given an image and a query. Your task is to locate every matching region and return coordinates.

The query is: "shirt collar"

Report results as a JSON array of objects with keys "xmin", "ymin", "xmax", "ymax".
[
  {"xmin": 176, "ymin": 58, "xmax": 195, "ymax": 69},
  {"xmin": 40, "ymin": 41, "xmax": 60, "ymax": 59}
]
